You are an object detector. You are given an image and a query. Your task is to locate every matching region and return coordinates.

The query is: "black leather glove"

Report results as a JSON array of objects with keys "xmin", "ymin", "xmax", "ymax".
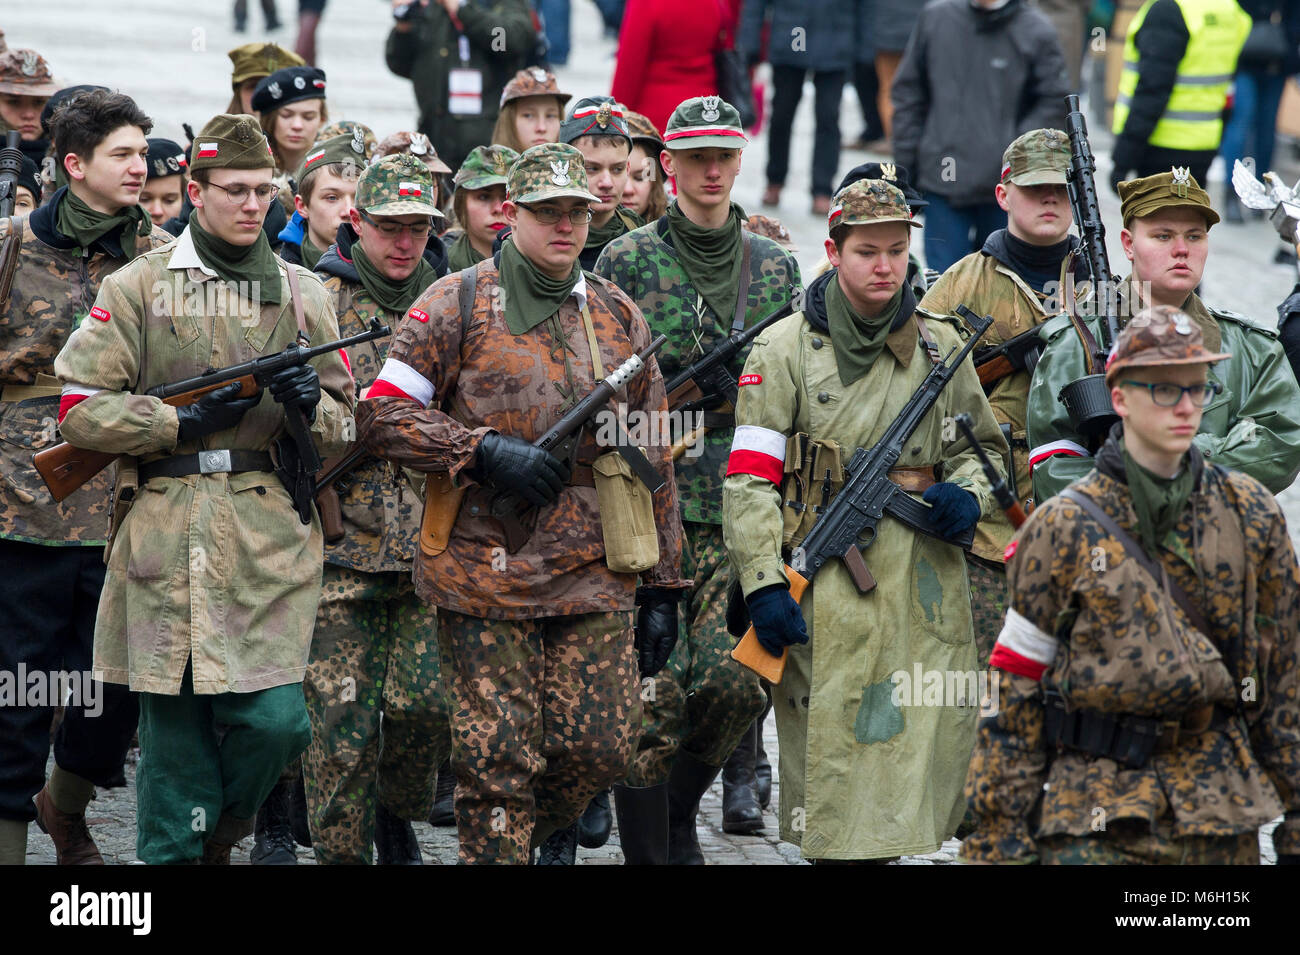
[
  {"xmin": 175, "ymin": 381, "xmax": 261, "ymax": 444},
  {"xmin": 747, "ymin": 584, "xmax": 808, "ymax": 657},
  {"xmin": 472, "ymin": 432, "xmax": 570, "ymax": 507},
  {"xmin": 268, "ymin": 364, "xmax": 321, "ymax": 424},
  {"xmin": 634, "ymin": 586, "xmax": 680, "ymax": 678},
  {"xmin": 922, "ymin": 482, "xmax": 980, "ymax": 540}
]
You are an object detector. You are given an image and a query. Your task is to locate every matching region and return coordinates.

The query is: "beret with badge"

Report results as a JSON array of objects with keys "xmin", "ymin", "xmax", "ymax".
[{"xmin": 251, "ymin": 66, "xmax": 327, "ymax": 114}]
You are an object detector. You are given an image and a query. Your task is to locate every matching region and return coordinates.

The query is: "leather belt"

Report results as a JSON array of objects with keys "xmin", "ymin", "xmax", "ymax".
[
  {"xmin": 569, "ymin": 464, "xmax": 595, "ymax": 488},
  {"xmin": 888, "ymin": 465, "xmax": 938, "ymax": 494},
  {"xmin": 1, "ymin": 373, "xmax": 62, "ymax": 404},
  {"xmin": 139, "ymin": 450, "xmax": 274, "ymax": 484},
  {"xmin": 1044, "ymin": 689, "xmax": 1230, "ymax": 769}
]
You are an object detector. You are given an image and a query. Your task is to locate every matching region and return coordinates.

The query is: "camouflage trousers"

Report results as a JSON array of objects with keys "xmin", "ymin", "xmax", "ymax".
[
  {"xmin": 1038, "ymin": 817, "xmax": 1259, "ymax": 865},
  {"xmin": 965, "ymin": 554, "xmax": 1008, "ymax": 667},
  {"xmin": 439, "ymin": 608, "xmax": 641, "ymax": 865},
  {"xmin": 302, "ymin": 564, "xmax": 450, "ymax": 865},
  {"xmin": 628, "ymin": 521, "xmax": 767, "ymax": 786}
]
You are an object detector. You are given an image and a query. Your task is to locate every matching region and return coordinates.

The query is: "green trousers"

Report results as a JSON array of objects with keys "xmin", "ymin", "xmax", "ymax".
[{"xmin": 135, "ymin": 669, "xmax": 310, "ymax": 864}]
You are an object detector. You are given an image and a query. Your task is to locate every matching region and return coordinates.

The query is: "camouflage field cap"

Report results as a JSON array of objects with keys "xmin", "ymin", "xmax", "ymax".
[
  {"xmin": 146, "ymin": 138, "xmax": 189, "ymax": 180},
  {"xmin": 623, "ymin": 109, "xmax": 664, "ymax": 152},
  {"xmin": 190, "ymin": 114, "xmax": 275, "ymax": 172},
  {"xmin": 454, "ymin": 144, "xmax": 518, "ymax": 191},
  {"xmin": 500, "ymin": 66, "xmax": 571, "ymax": 109},
  {"xmin": 374, "ymin": 131, "xmax": 452, "ymax": 173},
  {"xmin": 1119, "ymin": 168, "xmax": 1220, "ymax": 228},
  {"xmin": 295, "ymin": 133, "xmax": 366, "ymax": 184},
  {"xmin": 356, "ymin": 153, "xmax": 442, "ymax": 217},
  {"xmin": 228, "ymin": 42, "xmax": 305, "ymax": 88},
  {"xmin": 507, "ymin": 142, "xmax": 599, "ymax": 204},
  {"xmin": 663, "ymin": 96, "xmax": 748, "ymax": 150},
  {"xmin": 316, "ymin": 120, "xmax": 376, "ymax": 161},
  {"xmin": 0, "ymin": 48, "xmax": 59, "ymax": 97},
  {"xmin": 745, "ymin": 213, "xmax": 795, "ymax": 250},
  {"xmin": 251, "ymin": 66, "xmax": 327, "ymax": 114},
  {"xmin": 837, "ymin": 160, "xmax": 927, "ymax": 209},
  {"xmin": 1105, "ymin": 305, "xmax": 1232, "ymax": 386},
  {"xmin": 828, "ymin": 179, "xmax": 920, "ymax": 233},
  {"xmin": 1000, "ymin": 128, "xmax": 1070, "ymax": 186},
  {"xmin": 560, "ymin": 95, "xmax": 631, "ymax": 145}
]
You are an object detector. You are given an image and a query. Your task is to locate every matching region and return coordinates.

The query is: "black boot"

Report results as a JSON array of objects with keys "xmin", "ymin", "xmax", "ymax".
[
  {"xmin": 755, "ymin": 723, "xmax": 772, "ymax": 810},
  {"xmin": 536, "ymin": 822, "xmax": 578, "ymax": 865},
  {"xmin": 1224, "ymin": 187, "xmax": 1244, "ymax": 224},
  {"xmin": 666, "ymin": 750, "xmax": 721, "ymax": 865},
  {"xmin": 428, "ymin": 759, "xmax": 455, "ymax": 827},
  {"xmin": 613, "ymin": 783, "xmax": 668, "ymax": 864},
  {"xmin": 289, "ymin": 771, "xmax": 312, "ymax": 848},
  {"xmin": 250, "ymin": 781, "xmax": 297, "ymax": 865},
  {"xmin": 722, "ymin": 722, "xmax": 764, "ymax": 834},
  {"xmin": 374, "ymin": 804, "xmax": 422, "ymax": 864},
  {"xmin": 577, "ymin": 789, "xmax": 613, "ymax": 848}
]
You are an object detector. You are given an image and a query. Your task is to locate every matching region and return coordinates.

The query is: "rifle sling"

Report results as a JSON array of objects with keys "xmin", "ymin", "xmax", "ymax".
[
  {"xmin": 1059, "ymin": 488, "xmax": 1211, "ymax": 636},
  {"xmin": 914, "ymin": 312, "xmax": 941, "ymax": 364},
  {"xmin": 284, "ymin": 263, "xmax": 308, "ymax": 340}
]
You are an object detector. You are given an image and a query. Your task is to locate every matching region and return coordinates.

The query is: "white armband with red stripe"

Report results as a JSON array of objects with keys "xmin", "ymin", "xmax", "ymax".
[
  {"xmin": 58, "ymin": 383, "xmax": 100, "ymax": 423},
  {"xmin": 364, "ymin": 358, "xmax": 435, "ymax": 407},
  {"xmin": 1028, "ymin": 439, "xmax": 1089, "ymax": 469},
  {"xmin": 725, "ymin": 425, "xmax": 786, "ymax": 484},
  {"xmin": 988, "ymin": 608, "xmax": 1059, "ymax": 680}
]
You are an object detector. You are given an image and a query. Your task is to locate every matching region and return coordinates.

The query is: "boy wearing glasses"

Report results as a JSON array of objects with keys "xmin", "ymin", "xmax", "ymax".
[
  {"xmin": 359, "ymin": 142, "xmax": 689, "ymax": 864},
  {"xmin": 1028, "ymin": 169, "xmax": 1300, "ymax": 503},
  {"xmin": 52, "ymin": 113, "xmax": 355, "ymax": 865},
  {"xmin": 0, "ymin": 89, "xmax": 173, "ymax": 866},
  {"xmin": 963, "ymin": 305, "xmax": 1300, "ymax": 865},
  {"xmin": 300, "ymin": 153, "xmax": 450, "ymax": 865}
]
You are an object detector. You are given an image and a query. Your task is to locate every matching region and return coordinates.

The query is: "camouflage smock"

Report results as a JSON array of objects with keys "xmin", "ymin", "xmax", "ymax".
[
  {"xmin": 53, "ymin": 228, "xmax": 356, "ymax": 695},
  {"xmin": 963, "ymin": 431, "xmax": 1300, "ymax": 863},
  {"xmin": 0, "ymin": 212, "xmax": 173, "ymax": 546},
  {"xmin": 1027, "ymin": 279, "xmax": 1300, "ymax": 502},
  {"xmin": 722, "ymin": 298, "xmax": 1006, "ymax": 859},
  {"xmin": 359, "ymin": 258, "xmax": 689, "ymax": 620},
  {"xmin": 594, "ymin": 219, "xmax": 801, "ymax": 525}
]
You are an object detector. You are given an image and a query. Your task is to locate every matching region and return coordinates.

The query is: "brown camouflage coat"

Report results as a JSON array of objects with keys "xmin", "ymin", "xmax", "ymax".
[
  {"xmin": 318, "ymin": 272, "xmax": 422, "ymax": 573},
  {"xmin": 0, "ymin": 214, "xmax": 173, "ymax": 546},
  {"xmin": 962, "ymin": 429, "xmax": 1300, "ymax": 863},
  {"xmin": 53, "ymin": 231, "xmax": 355, "ymax": 694},
  {"xmin": 359, "ymin": 259, "xmax": 689, "ymax": 620}
]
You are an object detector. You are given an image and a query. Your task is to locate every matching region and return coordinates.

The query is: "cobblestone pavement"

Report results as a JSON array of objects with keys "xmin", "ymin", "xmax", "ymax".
[{"xmin": 7, "ymin": 1, "xmax": 1294, "ymax": 865}]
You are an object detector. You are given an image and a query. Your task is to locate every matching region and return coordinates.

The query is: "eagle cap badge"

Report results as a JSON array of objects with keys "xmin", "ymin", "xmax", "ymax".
[
  {"xmin": 700, "ymin": 95, "xmax": 721, "ymax": 123},
  {"xmin": 550, "ymin": 159, "xmax": 571, "ymax": 186}
]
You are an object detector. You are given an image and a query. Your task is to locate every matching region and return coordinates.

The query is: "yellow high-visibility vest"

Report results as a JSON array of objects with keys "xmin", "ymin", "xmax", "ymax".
[{"xmin": 1112, "ymin": 0, "xmax": 1252, "ymax": 150}]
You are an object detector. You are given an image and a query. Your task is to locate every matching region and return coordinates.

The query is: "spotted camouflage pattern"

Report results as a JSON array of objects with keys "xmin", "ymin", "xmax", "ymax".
[
  {"xmin": 628, "ymin": 520, "xmax": 767, "ymax": 784},
  {"xmin": 1037, "ymin": 819, "xmax": 1259, "ymax": 864},
  {"xmin": 965, "ymin": 554, "xmax": 1007, "ymax": 666},
  {"xmin": 499, "ymin": 66, "xmax": 570, "ymax": 109},
  {"xmin": 962, "ymin": 450, "xmax": 1300, "ymax": 863},
  {"xmin": 358, "ymin": 259, "xmax": 689, "ymax": 619},
  {"xmin": 0, "ymin": 48, "xmax": 58, "ymax": 97},
  {"xmin": 452, "ymin": 144, "xmax": 517, "ymax": 192},
  {"xmin": 302, "ymin": 564, "xmax": 449, "ymax": 864},
  {"xmin": 438, "ymin": 608, "xmax": 641, "ymax": 864},
  {"xmin": 0, "ymin": 217, "xmax": 173, "ymax": 546},
  {"xmin": 594, "ymin": 223, "xmax": 800, "ymax": 524},
  {"xmin": 507, "ymin": 141, "xmax": 599, "ymax": 204},
  {"xmin": 53, "ymin": 239, "xmax": 355, "ymax": 694}
]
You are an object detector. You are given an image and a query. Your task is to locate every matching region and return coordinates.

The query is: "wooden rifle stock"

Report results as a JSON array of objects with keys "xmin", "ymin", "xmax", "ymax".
[
  {"xmin": 313, "ymin": 442, "xmax": 372, "ymax": 545},
  {"xmin": 33, "ymin": 374, "xmax": 261, "ymax": 503},
  {"xmin": 729, "ymin": 566, "xmax": 809, "ymax": 685},
  {"xmin": 975, "ymin": 355, "xmax": 1015, "ymax": 390}
]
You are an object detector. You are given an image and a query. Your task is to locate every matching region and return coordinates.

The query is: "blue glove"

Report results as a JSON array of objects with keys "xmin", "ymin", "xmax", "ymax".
[
  {"xmin": 922, "ymin": 482, "xmax": 980, "ymax": 540},
  {"xmin": 746, "ymin": 584, "xmax": 808, "ymax": 657}
]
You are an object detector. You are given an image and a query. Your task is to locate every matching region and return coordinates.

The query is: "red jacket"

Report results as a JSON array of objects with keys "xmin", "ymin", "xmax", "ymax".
[{"xmin": 611, "ymin": 0, "xmax": 732, "ymax": 135}]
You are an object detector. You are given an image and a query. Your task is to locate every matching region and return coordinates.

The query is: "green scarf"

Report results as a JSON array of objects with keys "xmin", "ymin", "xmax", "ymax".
[
  {"xmin": 187, "ymin": 210, "xmax": 283, "ymax": 306},
  {"xmin": 300, "ymin": 234, "xmax": 323, "ymax": 271},
  {"xmin": 55, "ymin": 188, "xmax": 151, "ymax": 260},
  {"xmin": 666, "ymin": 200, "xmax": 745, "ymax": 327},
  {"xmin": 584, "ymin": 207, "xmax": 642, "ymax": 258},
  {"xmin": 352, "ymin": 241, "xmax": 439, "ymax": 317},
  {"xmin": 447, "ymin": 232, "xmax": 484, "ymax": 272},
  {"xmin": 1122, "ymin": 442, "xmax": 1195, "ymax": 555},
  {"xmin": 825, "ymin": 274, "xmax": 901, "ymax": 386},
  {"xmin": 498, "ymin": 238, "xmax": 581, "ymax": 335}
]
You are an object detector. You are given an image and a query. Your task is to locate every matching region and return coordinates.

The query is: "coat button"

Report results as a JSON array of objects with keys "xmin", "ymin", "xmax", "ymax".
[
  {"xmin": 439, "ymin": 48, "xmax": 449, "ymax": 57},
  {"xmin": 811, "ymin": 337, "xmax": 823, "ymax": 349},
  {"xmin": 756, "ymin": 571, "xmax": 764, "ymax": 580},
  {"xmin": 817, "ymin": 392, "xmax": 830, "ymax": 403}
]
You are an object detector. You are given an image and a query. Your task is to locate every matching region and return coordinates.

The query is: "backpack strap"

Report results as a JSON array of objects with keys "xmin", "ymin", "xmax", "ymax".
[
  {"xmin": 0, "ymin": 217, "xmax": 23, "ymax": 313},
  {"xmin": 284, "ymin": 264, "xmax": 308, "ymax": 343},
  {"xmin": 458, "ymin": 260, "xmax": 481, "ymax": 340}
]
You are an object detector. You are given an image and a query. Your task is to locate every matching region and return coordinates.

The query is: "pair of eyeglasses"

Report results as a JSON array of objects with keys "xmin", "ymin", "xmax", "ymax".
[
  {"xmin": 1120, "ymin": 379, "xmax": 1222, "ymax": 407},
  {"xmin": 205, "ymin": 181, "xmax": 280, "ymax": 206},
  {"xmin": 517, "ymin": 203, "xmax": 592, "ymax": 226},
  {"xmin": 361, "ymin": 213, "xmax": 434, "ymax": 238}
]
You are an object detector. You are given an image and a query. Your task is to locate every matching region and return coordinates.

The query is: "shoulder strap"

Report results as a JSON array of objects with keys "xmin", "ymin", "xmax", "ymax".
[
  {"xmin": 458, "ymin": 260, "xmax": 480, "ymax": 340},
  {"xmin": 284, "ymin": 264, "xmax": 308, "ymax": 342},
  {"xmin": 731, "ymin": 228, "xmax": 752, "ymax": 334},
  {"xmin": 1059, "ymin": 487, "xmax": 1211, "ymax": 636},
  {"xmin": 913, "ymin": 311, "xmax": 942, "ymax": 364},
  {"xmin": 0, "ymin": 217, "xmax": 23, "ymax": 313}
]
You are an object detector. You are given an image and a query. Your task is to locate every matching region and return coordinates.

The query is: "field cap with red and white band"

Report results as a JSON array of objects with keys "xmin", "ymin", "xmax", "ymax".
[
  {"xmin": 189, "ymin": 114, "xmax": 274, "ymax": 172},
  {"xmin": 662, "ymin": 96, "xmax": 748, "ymax": 150}
]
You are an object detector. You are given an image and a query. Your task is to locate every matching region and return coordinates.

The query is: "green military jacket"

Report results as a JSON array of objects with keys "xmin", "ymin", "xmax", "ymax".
[
  {"xmin": 921, "ymin": 246, "xmax": 1064, "ymax": 562},
  {"xmin": 0, "ymin": 213, "xmax": 173, "ymax": 546},
  {"xmin": 722, "ymin": 289, "xmax": 1006, "ymax": 859},
  {"xmin": 318, "ymin": 272, "xmax": 421, "ymax": 574},
  {"xmin": 54, "ymin": 228, "xmax": 356, "ymax": 695},
  {"xmin": 384, "ymin": 0, "xmax": 535, "ymax": 171},
  {"xmin": 963, "ymin": 431, "xmax": 1300, "ymax": 862},
  {"xmin": 1027, "ymin": 279, "xmax": 1300, "ymax": 502},
  {"xmin": 595, "ymin": 219, "xmax": 801, "ymax": 526}
]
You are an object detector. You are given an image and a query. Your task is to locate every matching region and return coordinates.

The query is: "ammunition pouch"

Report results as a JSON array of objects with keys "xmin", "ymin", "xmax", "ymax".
[
  {"xmin": 593, "ymin": 448, "xmax": 659, "ymax": 574},
  {"xmin": 780, "ymin": 433, "xmax": 845, "ymax": 549},
  {"xmin": 1042, "ymin": 688, "xmax": 1229, "ymax": 769}
]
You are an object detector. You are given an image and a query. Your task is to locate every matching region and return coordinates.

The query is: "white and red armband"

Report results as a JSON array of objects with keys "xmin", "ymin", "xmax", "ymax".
[
  {"xmin": 364, "ymin": 358, "xmax": 434, "ymax": 406},
  {"xmin": 725, "ymin": 424, "xmax": 786, "ymax": 484}
]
